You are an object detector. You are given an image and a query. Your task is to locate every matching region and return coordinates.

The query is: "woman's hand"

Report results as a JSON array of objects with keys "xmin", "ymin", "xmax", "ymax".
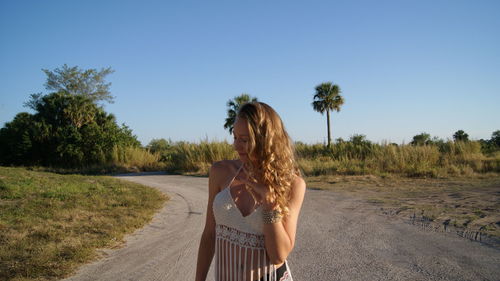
[{"xmin": 234, "ymin": 167, "xmax": 276, "ymax": 211}]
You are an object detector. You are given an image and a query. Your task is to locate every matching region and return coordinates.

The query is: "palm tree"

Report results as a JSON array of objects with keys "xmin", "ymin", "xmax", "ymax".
[
  {"xmin": 312, "ymin": 82, "xmax": 344, "ymax": 147},
  {"xmin": 224, "ymin": 93, "xmax": 258, "ymax": 134}
]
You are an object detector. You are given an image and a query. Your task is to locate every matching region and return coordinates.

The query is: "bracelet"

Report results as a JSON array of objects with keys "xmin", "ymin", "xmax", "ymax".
[{"xmin": 262, "ymin": 209, "xmax": 282, "ymax": 224}]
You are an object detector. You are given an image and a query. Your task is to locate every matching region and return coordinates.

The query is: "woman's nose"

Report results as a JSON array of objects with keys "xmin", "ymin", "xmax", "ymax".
[{"xmin": 234, "ymin": 141, "xmax": 245, "ymax": 150}]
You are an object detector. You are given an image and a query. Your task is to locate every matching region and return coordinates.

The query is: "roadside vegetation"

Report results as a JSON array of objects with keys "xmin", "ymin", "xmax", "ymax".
[
  {"xmin": 148, "ymin": 131, "xmax": 500, "ymax": 177},
  {"xmin": 0, "ymin": 166, "xmax": 167, "ymax": 281},
  {"xmin": 296, "ymin": 134, "xmax": 500, "ymax": 178}
]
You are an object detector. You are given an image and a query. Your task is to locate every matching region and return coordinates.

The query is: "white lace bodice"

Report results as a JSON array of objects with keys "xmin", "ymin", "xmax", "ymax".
[{"xmin": 212, "ymin": 186, "xmax": 264, "ymax": 237}]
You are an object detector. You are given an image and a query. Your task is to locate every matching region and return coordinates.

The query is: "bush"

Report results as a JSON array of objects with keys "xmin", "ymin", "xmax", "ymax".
[{"xmin": 0, "ymin": 92, "xmax": 141, "ymax": 168}]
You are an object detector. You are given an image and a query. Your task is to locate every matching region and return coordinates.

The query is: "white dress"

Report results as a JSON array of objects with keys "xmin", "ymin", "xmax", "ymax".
[{"xmin": 212, "ymin": 164, "xmax": 293, "ymax": 281}]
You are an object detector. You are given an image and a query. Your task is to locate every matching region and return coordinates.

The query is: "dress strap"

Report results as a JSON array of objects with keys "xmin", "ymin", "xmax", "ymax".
[{"xmin": 225, "ymin": 163, "xmax": 244, "ymax": 189}]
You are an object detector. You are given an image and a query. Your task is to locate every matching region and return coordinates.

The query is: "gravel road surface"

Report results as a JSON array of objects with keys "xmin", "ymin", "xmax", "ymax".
[{"xmin": 63, "ymin": 173, "xmax": 500, "ymax": 281}]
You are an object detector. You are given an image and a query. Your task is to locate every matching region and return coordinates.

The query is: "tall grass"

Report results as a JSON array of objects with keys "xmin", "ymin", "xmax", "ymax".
[
  {"xmin": 109, "ymin": 145, "xmax": 164, "ymax": 172},
  {"xmin": 160, "ymin": 140, "xmax": 500, "ymax": 177},
  {"xmin": 31, "ymin": 146, "xmax": 166, "ymax": 175},
  {"xmin": 163, "ymin": 140, "xmax": 236, "ymax": 174},
  {"xmin": 296, "ymin": 141, "xmax": 499, "ymax": 177}
]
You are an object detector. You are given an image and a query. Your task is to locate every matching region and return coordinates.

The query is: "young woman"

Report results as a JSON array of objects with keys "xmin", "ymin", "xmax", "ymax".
[{"xmin": 195, "ymin": 102, "xmax": 306, "ymax": 281}]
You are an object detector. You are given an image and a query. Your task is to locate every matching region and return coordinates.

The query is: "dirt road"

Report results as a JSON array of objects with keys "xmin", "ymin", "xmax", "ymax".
[{"xmin": 64, "ymin": 173, "xmax": 500, "ymax": 281}]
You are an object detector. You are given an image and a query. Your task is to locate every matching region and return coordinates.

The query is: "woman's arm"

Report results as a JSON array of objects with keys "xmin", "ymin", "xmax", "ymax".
[
  {"xmin": 195, "ymin": 162, "xmax": 225, "ymax": 281},
  {"xmin": 262, "ymin": 176, "xmax": 306, "ymax": 264}
]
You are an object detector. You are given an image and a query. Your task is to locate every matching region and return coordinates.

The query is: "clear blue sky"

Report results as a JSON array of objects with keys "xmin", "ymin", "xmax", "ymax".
[{"xmin": 1, "ymin": 0, "xmax": 499, "ymax": 145}]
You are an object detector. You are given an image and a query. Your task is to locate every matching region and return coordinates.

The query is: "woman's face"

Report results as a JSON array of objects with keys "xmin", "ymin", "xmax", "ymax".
[{"xmin": 233, "ymin": 117, "xmax": 250, "ymax": 162}]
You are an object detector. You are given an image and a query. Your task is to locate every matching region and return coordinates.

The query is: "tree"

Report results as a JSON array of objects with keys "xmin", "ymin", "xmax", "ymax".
[
  {"xmin": 224, "ymin": 93, "xmax": 258, "ymax": 134},
  {"xmin": 0, "ymin": 112, "xmax": 35, "ymax": 165},
  {"xmin": 453, "ymin": 130, "xmax": 469, "ymax": 142},
  {"xmin": 312, "ymin": 82, "xmax": 344, "ymax": 147},
  {"xmin": 335, "ymin": 137, "xmax": 345, "ymax": 143},
  {"xmin": 349, "ymin": 134, "xmax": 371, "ymax": 145},
  {"xmin": 411, "ymin": 133, "xmax": 431, "ymax": 146},
  {"xmin": 490, "ymin": 130, "xmax": 500, "ymax": 147},
  {"xmin": 25, "ymin": 64, "xmax": 115, "ymax": 109},
  {"xmin": 146, "ymin": 138, "xmax": 173, "ymax": 162},
  {"xmin": 480, "ymin": 130, "xmax": 500, "ymax": 153},
  {"xmin": 147, "ymin": 138, "xmax": 172, "ymax": 153},
  {"xmin": 0, "ymin": 65, "xmax": 139, "ymax": 167},
  {"xmin": 0, "ymin": 91, "xmax": 140, "ymax": 167}
]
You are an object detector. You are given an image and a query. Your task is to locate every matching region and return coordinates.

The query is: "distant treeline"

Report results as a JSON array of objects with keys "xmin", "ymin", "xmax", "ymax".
[
  {"xmin": 146, "ymin": 132, "xmax": 500, "ymax": 177},
  {"xmin": 295, "ymin": 132, "xmax": 500, "ymax": 177}
]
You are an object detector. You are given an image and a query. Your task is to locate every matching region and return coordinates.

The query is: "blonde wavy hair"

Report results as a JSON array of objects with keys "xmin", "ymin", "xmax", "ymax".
[{"xmin": 236, "ymin": 102, "xmax": 301, "ymax": 217}]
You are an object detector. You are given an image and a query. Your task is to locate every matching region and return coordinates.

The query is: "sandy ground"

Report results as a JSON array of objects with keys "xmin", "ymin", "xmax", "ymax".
[{"xmin": 63, "ymin": 173, "xmax": 500, "ymax": 281}]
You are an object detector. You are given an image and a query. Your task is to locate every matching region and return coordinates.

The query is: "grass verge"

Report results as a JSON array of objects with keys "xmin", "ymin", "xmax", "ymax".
[
  {"xmin": 0, "ymin": 167, "xmax": 168, "ymax": 281},
  {"xmin": 306, "ymin": 174, "xmax": 500, "ymax": 239}
]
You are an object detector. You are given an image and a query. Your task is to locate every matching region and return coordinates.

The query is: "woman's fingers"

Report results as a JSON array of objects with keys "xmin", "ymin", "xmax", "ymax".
[{"xmin": 235, "ymin": 169, "xmax": 274, "ymax": 203}]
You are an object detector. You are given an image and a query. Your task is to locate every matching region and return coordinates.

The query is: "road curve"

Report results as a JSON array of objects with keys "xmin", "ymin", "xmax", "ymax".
[{"xmin": 63, "ymin": 173, "xmax": 500, "ymax": 281}]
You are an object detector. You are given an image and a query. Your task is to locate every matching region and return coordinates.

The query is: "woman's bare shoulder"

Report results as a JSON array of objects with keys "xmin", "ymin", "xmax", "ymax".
[
  {"xmin": 291, "ymin": 174, "xmax": 306, "ymax": 195},
  {"xmin": 209, "ymin": 160, "xmax": 240, "ymax": 185},
  {"xmin": 210, "ymin": 160, "xmax": 239, "ymax": 173}
]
